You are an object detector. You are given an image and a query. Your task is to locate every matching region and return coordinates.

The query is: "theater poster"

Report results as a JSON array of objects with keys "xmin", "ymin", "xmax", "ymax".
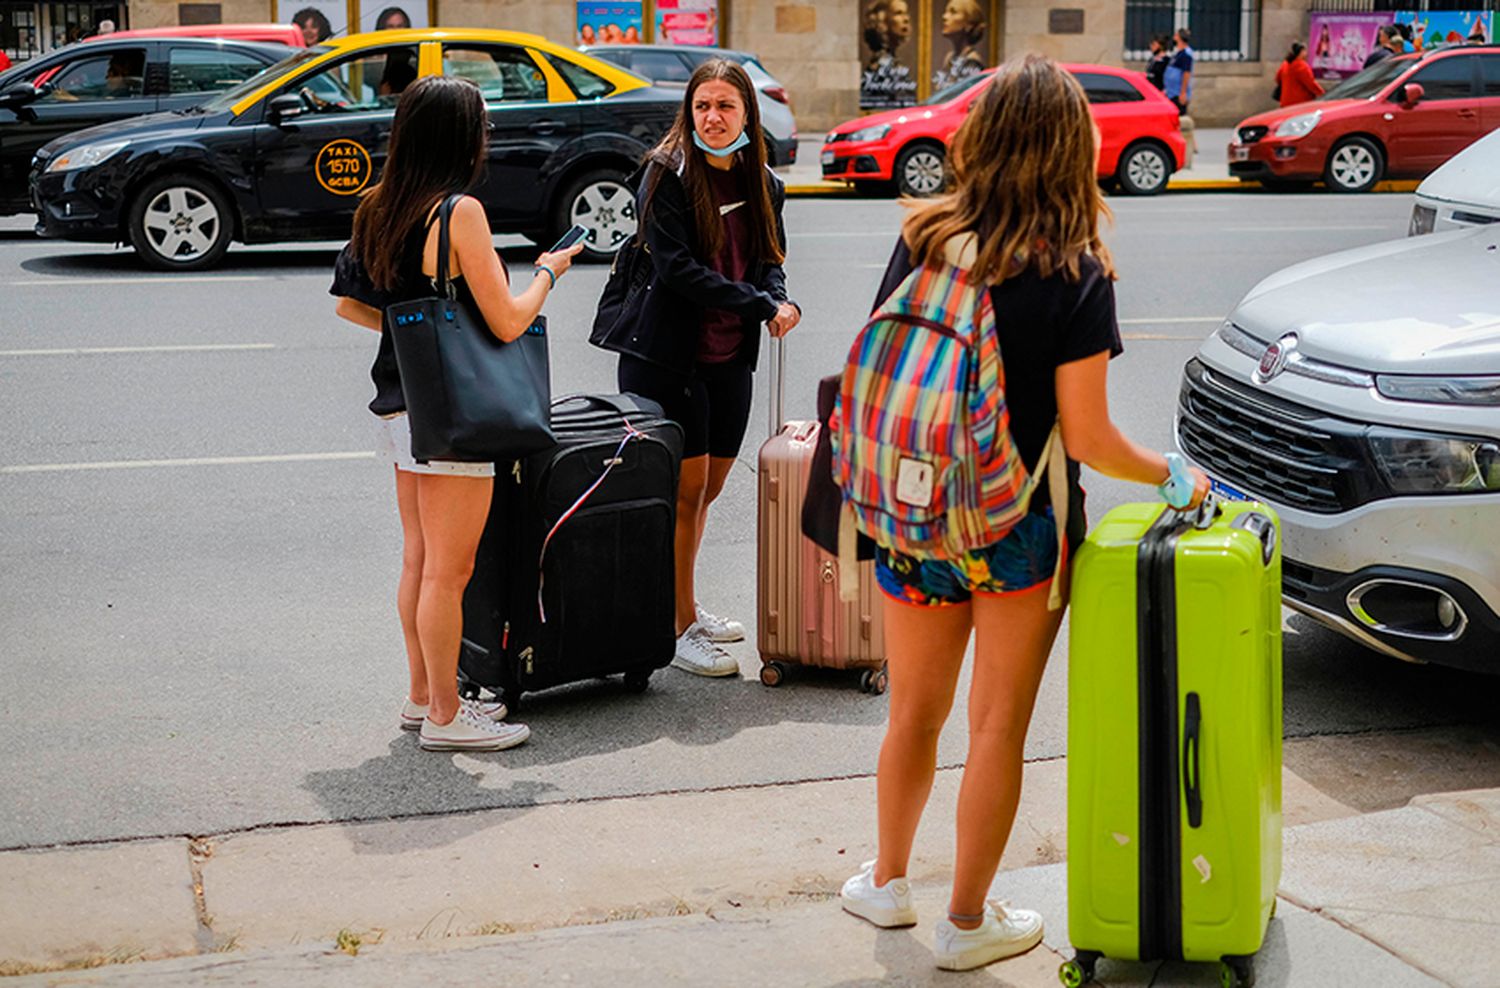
[
  {"xmin": 929, "ymin": 0, "xmax": 989, "ymax": 94},
  {"xmin": 355, "ymin": 0, "xmax": 428, "ymax": 33},
  {"xmin": 275, "ymin": 0, "xmax": 347, "ymax": 44},
  {"xmin": 655, "ymin": 0, "xmax": 718, "ymax": 46},
  {"xmin": 1307, "ymin": 12, "xmax": 1391, "ymax": 80},
  {"xmin": 859, "ymin": 0, "xmax": 917, "ymax": 109},
  {"xmin": 1395, "ymin": 10, "xmax": 1493, "ymax": 49},
  {"xmin": 576, "ymin": 2, "xmax": 643, "ymax": 45}
]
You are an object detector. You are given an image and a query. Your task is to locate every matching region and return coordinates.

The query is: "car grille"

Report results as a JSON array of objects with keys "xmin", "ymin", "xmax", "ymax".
[
  {"xmin": 1177, "ymin": 360, "xmax": 1374, "ymax": 514},
  {"xmin": 1237, "ymin": 125, "xmax": 1268, "ymax": 144}
]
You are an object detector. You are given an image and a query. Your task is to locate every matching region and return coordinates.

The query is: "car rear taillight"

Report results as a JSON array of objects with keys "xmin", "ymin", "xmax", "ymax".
[{"xmin": 764, "ymin": 85, "xmax": 790, "ymax": 105}]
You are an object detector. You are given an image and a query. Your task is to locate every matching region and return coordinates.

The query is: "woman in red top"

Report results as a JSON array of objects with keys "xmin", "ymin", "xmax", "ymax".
[{"xmin": 1277, "ymin": 42, "xmax": 1324, "ymax": 107}]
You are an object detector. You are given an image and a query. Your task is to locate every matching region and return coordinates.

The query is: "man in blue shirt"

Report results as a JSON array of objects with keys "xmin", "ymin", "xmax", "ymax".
[{"xmin": 1164, "ymin": 27, "xmax": 1194, "ymax": 113}]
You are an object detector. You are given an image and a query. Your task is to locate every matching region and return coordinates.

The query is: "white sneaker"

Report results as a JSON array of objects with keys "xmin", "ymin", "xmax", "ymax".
[
  {"xmin": 418, "ymin": 705, "xmax": 530, "ymax": 752},
  {"xmin": 841, "ymin": 859, "xmax": 917, "ymax": 928},
  {"xmin": 400, "ymin": 696, "xmax": 507, "ymax": 731},
  {"xmin": 933, "ymin": 900, "xmax": 1044, "ymax": 971},
  {"xmin": 671, "ymin": 624, "xmax": 739, "ymax": 677},
  {"xmin": 694, "ymin": 604, "xmax": 745, "ymax": 643}
]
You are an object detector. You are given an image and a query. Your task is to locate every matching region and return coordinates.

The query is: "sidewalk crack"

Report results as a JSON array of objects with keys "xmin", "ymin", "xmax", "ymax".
[
  {"xmin": 186, "ymin": 837, "xmax": 223, "ymax": 954},
  {"xmin": 1277, "ymin": 892, "xmax": 1457, "ymax": 987}
]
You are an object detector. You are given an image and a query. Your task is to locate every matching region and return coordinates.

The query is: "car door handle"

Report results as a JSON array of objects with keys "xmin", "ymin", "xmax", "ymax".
[
  {"xmin": 528, "ymin": 119, "xmax": 564, "ymax": 135},
  {"xmin": 1457, "ymin": 109, "xmax": 1478, "ymax": 118}
]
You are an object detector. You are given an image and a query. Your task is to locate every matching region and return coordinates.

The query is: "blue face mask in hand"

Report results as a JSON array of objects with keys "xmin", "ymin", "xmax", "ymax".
[{"xmin": 693, "ymin": 130, "xmax": 751, "ymax": 158}]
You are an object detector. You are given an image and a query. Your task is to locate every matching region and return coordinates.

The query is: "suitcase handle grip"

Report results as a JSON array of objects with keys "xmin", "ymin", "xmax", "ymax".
[{"xmin": 1183, "ymin": 691, "xmax": 1203, "ymax": 829}]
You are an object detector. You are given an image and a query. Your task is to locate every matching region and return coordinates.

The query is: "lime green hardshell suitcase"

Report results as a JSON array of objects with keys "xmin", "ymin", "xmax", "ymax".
[{"xmin": 1062, "ymin": 500, "xmax": 1282, "ymax": 988}]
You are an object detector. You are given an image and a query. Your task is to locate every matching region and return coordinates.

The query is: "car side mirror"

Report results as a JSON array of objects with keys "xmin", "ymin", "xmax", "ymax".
[
  {"xmin": 0, "ymin": 81, "xmax": 42, "ymax": 109},
  {"xmin": 267, "ymin": 92, "xmax": 307, "ymax": 124},
  {"xmin": 1400, "ymin": 82, "xmax": 1424, "ymax": 107}
]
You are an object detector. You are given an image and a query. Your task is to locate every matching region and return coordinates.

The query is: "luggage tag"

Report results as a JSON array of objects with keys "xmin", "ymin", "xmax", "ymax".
[{"xmin": 895, "ymin": 457, "xmax": 935, "ymax": 507}]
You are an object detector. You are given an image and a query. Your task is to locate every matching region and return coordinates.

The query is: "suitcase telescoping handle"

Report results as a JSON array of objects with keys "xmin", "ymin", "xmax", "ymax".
[
  {"xmin": 1183, "ymin": 691, "xmax": 1203, "ymax": 829},
  {"xmin": 767, "ymin": 334, "xmax": 786, "ymax": 440}
]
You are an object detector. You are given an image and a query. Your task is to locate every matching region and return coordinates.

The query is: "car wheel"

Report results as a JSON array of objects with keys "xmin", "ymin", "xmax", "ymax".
[
  {"xmin": 894, "ymin": 143, "xmax": 946, "ymax": 198},
  {"xmin": 554, "ymin": 168, "xmax": 636, "ymax": 261},
  {"xmin": 1323, "ymin": 137, "xmax": 1383, "ymax": 194},
  {"xmin": 1116, "ymin": 142, "xmax": 1172, "ymax": 196},
  {"xmin": 127, "ymin": 174, "xmax": 233, "ymax": 271}
]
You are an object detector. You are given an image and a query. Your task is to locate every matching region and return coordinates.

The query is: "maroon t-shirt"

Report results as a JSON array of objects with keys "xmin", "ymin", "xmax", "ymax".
[{"xmin": 696, "ymin": 165, "xmax": 754, "ymax": 364}]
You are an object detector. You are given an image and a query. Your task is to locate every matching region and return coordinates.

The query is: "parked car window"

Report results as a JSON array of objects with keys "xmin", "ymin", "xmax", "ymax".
[
  {"xmin": 199, "ymin": 46, "xmax": 325, "ymax": 112},
  {"xmin": 1075, "ymin": 72, "xmax": 1145, "ymax": 104},
  {"xmin": 1480, "ymin": 54, "xmax": 1500, "ymax": 97},
  {"xmin": 631, "ymin": 51, "xmax": 692, "ymax": 83},
  {"xmin": 1403, "ymin": 55, "xmax": 1476, "ymax": 102},
  {"xmin": 443, "ymin": 45, "xmax": 548, "ymax": 102},
  {"xmin": 36, "ymin": 49, "xmax": 146, "ymax": 101},
  {"xmin": 167, "ymin": 47, "xmax": 267, "ymax": 94},
  {"xmin": 584, "ymin": 49, "xmax": 629, "ymax": 69},
  {"xmin": 1322, "ymin": 55, "xmax": 1413, "ymax": 101},
  {"xmin": 921, "ymin": 70, "xmax": 989, "ymax": 106},
  {"xmin": 542, "ymin": 51, "xmax": 613, "ymax": 99},
  {"xmin": 286, "ymin": 45, "xmax": 419, "ymax": 113}
]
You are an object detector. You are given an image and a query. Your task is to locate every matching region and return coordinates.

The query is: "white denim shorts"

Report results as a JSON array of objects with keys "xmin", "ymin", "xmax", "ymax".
[{"xmin": 375, "ymin": 413, "xmax": 495, "ymax": 478}]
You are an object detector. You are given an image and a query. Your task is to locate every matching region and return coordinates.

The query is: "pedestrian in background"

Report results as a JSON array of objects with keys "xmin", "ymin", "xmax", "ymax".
[
  {"xmin": 1145, "ymin": 34, "xmax": 1170, "ymax": 91},
  {"xmin": 591, "ymin": 59, "xmax": 799, "ymax": 679},
  {"xmin": 1164, "ymin": 27, "xmax": 1194, "ymax": 113},
  {"xmin": 837, "ymin": 53, "xmax": 1207, "ymax": 972},
  {"xmin": 1363, "ymin": 26, "xmax": 1395, "ymax": 69},
  {"xmin": 1277, "ymin": 42, "xmax": 1323, "ymax": 107},
  {"xmin": 331, "ymin": 76, "xmax": 580, "ymax": 752}
]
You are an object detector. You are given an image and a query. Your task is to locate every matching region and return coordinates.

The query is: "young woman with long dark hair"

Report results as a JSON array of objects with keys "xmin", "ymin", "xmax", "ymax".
[
  {"xmin": 332, "ymin": 76, "xmax": 580, "ymax": 751},
  {"xmin": 593, "ymin": 59, "xmax": 799, "ymax": 678},
  {"xmin": 837, "ymin": 54, "xmax": 1207, "ymax": 971}
]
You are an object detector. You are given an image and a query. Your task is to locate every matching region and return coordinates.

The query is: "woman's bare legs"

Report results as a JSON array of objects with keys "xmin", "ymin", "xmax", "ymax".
[
  {"xmin": 412, "ymin": 473, "xmax": 493, "ymax": 726},
  {"xmin": 394, "ymin": 466, "xmax": 427, "ymax": 705}
]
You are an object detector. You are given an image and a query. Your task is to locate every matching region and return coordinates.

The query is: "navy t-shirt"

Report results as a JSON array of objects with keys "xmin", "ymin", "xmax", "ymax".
[{"xmin": 873, "ymin": 239, "xmax": 1124, "ymax": 551}]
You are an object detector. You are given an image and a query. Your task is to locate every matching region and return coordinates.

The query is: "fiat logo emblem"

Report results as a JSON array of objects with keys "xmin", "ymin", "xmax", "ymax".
[{"xmin": 1253, "ymin": 333, "xmax": 1297, "ymax": 384}]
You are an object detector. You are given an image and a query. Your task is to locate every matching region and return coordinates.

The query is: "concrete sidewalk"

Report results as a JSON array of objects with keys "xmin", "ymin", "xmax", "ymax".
[{"xmin": 5, "ymin": 758, "xmax": 1497, "ymax": 985}]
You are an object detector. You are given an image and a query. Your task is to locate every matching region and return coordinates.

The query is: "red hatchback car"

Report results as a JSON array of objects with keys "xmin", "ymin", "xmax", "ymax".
[
  {"xmin": 821, "ymin": 63, "xmax": 1186, "ymax": 196},
  {"xmin": 1230, "ymin": 45, "xmax": 1500, "ymax": 193}
]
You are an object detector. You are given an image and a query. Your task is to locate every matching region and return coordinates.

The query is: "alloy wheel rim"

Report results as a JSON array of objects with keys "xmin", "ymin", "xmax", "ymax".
[
  {"xmin": 1332, "ymin": 146, "xmax": 1375, "ymax": 188},
  {"xmin": 570, "ymin": 181, "xmax": 636, "ymax": 253},
  {"xmin": 1128, "ymin": 149, "xmax": 1165, "ymax": 190},
  {"xmin": 904, "ymin": 151, "xmax": 945, "ymax": 194},
  {"xmin": 142, "ymin": 187, "xmax": 220, "ymax": 261}
]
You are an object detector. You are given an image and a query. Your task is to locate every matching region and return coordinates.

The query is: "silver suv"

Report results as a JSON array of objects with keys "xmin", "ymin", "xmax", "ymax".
[{"xmin": 1176, "ymin": 225, "xmax": 1500, "ymax": 672}]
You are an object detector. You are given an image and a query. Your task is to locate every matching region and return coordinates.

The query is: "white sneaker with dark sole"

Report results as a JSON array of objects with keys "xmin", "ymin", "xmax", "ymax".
[
  {"xmin": 401, "ymin": 696, "xmax": 507, "ymax": 731},
  {"xmin": 694, "ymin": 604, "xmax": 746, "ymax": 643},
  {"xmin": 841, "ymin": 859, "xmax": 917, "ymax": 928},
  {"xmin": 671, "ymin": 624, "xmax": 739, "ymax": 677},
  {"xmin": 933, "ymin": 900, "xmax": 1044, "ymax": 971},
  {"xmin": 418, "ymin": 705, "xmax": 530, "ymax": 752}
]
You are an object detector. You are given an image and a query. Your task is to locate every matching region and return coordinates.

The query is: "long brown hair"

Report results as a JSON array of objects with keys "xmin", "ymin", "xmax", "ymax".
[
  {"xmin": 642, "ymin": 59, "xmax": 784, "ymax": 265},
  {"xmin": 901, "ymin": 53, "xmax": 1114, "ymax": 285},
  {"xmin": 351, "ymin": 75, "xmax": 488, "ymax": 290}
]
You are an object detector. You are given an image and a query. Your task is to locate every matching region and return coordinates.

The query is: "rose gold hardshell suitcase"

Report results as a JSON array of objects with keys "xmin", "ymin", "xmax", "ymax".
[{"xmin": 756, "ymin": 338, "xmax": 888, "ymax": 692}]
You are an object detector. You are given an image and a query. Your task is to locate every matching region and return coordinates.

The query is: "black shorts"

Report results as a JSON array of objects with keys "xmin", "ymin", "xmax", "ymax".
[{"xmin": 618, "ymin": 355, "xmax": 754, "ymax": 459}]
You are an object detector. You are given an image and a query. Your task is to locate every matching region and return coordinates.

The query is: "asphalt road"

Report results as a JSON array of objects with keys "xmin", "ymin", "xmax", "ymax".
[{"xmin": 3, "ymin": 192, "xmax": 1498, "ymax": 850}]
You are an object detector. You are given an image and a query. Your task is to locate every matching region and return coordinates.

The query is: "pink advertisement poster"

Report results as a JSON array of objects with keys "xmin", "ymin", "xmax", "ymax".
[
  {"xmin": 655, "ymin": 0, "xmax": 719, "ymax": 47},
  {"xmin": 1308, "ymin": 12, "xmax": 1393, "ymax": 80}
]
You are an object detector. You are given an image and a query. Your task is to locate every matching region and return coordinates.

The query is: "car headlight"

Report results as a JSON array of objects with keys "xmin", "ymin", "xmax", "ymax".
[
  {"xmin": 46, "ymin": 140, "xmax": 129, "ymax": 173},
  {"xmin": 1273, "ymin": 111, "xmax": 1321, "ymax": 139},
  {"xmin": 1370, "ymin": 430, "xmax": 1500, "ymax": 494},
  {"xmin": 847, "ymin": 124, "xmax": 891, "ymax": 143},
  {"xmin": 1408, "ymin": 204, "xmax": 1437, "ymax": 236},
  {"xmin": 1376, "ymin": 374, "xmax": 1500, "ymax": 406}
]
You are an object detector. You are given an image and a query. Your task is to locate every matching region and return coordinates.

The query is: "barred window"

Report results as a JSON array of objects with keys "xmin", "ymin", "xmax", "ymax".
[{"xmin": 1125, "ymin": 0, "xmax": 1263, "ymax": 62}]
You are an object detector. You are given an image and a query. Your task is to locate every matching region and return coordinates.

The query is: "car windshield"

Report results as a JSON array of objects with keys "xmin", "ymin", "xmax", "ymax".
[
  {"xmin": 923, "ymin": 72, "xmax": 988, "ymax": 106},
  {"xmin": 198, "ymin": 46, "xmax": 331, "ymax": 112},
  {"xmin": 1320, "ymin": 56, "xmax": 1412, "ymax": 101}
]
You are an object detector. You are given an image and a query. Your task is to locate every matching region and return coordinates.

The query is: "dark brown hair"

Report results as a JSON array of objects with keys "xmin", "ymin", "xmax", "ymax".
[
  {"xmin": 901, "ymin": 53, "xmax": 1114, "ymax": 285},
  {"xmin": 351, "ymin": 75, "xmax": 487, "ymax": 290},
  {"xmin": 642, "ymin": 59, "xmax": 784, "ymax": 266}
]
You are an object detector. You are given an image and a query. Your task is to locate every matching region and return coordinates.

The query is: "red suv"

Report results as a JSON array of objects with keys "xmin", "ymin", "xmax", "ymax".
[
  {"xmin": 1230, "ymin": 45, "xmax": 1500, "ymax": 193},
  {"xmin": 821, "ymin": 63, "xmax": 1185, "ymax": 197}
]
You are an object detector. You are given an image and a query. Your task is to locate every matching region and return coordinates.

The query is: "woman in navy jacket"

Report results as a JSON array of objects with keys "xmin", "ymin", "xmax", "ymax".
[{"xmin": 592, "ymin": 58, "xmax": 799, "ymax": 678}]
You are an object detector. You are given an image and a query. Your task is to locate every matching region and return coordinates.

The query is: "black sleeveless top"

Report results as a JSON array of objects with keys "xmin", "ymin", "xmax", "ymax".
[{"xmin": 329, "ymin": 206, "xmax": 500, "ymax": 416}]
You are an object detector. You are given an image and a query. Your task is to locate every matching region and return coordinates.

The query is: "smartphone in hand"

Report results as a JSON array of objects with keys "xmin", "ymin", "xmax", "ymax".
[{"xmin": 548, "ymin": 224, "xmax": 589, "ymax": 253}]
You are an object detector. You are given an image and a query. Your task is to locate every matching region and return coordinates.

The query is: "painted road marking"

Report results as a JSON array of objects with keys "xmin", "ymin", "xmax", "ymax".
[
  {"xmin": 2, "ymin": 452, "xmax": 375, "ymax": 474},
  {"xmin": 0, "ymin": 343, "xmax": 275, "ymax": 357}
]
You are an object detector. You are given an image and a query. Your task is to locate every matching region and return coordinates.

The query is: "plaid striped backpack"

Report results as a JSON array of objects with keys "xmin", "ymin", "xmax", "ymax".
[{"xmin": 830, "ymin": 234, "xmax": 1066, "ymax": 574}]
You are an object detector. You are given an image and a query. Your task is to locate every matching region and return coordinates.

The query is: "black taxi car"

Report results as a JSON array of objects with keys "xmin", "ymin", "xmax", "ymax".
[
  {"xmin": 29, "ymin": 29, "xmax": 679, "ymax": 270},
  {"xmin": 0, "ymin": 35, "xmax": 293, "ymax": 216}
]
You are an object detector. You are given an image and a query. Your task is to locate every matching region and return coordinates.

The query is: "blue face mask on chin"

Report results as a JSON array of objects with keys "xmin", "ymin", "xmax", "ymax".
[{"xmin": 693, "ymin": 130, "xmax": 751, "ymax": 158}]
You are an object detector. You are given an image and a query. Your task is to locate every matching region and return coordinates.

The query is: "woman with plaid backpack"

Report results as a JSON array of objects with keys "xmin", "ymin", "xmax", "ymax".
[{"xmin": 836, "ymin": 54, "xmax": 1207, "ymax": 971}]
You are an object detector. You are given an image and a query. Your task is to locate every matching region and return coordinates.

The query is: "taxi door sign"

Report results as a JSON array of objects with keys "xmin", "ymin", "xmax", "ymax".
[{"xmin": 316, "ymin": 139, "xmax": 372, "ymax": 195}]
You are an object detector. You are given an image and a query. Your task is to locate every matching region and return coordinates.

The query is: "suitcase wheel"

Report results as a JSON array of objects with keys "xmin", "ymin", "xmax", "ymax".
[
  {"xmin": 859, "ymin": 667, "xmax": 889, "ymax": 695},
  {"xmin": 759, "ymin": 661, "xmax": 788, "ymax": 688},
  {"xmin": 1058, "ymin": 951, "xmax": 1098, "ymax": 986},
  {"xmin": 623, "ymin": 669, "xmax": 652, "ymax": 694},
  {"xmin": 1219, "ymin": 957, "xmax": 1255, "ymax": 988}
]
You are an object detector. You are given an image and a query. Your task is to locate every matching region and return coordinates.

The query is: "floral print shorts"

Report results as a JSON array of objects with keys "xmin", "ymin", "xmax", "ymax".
[{"xmin": 874, "ymin": 509, "xmax": 1061, "ymax": 607}]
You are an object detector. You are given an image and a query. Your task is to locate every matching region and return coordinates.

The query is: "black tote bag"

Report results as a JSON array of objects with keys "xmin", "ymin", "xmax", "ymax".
[{"xmin": 387, "ymin": 194, "xmax": 554, "ymax": 463}]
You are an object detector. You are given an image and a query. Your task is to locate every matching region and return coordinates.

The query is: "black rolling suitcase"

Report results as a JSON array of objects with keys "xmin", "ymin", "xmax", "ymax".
[{"xmin": 460, "ymin": 394, "xmax": 684, "ymax": 708}]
